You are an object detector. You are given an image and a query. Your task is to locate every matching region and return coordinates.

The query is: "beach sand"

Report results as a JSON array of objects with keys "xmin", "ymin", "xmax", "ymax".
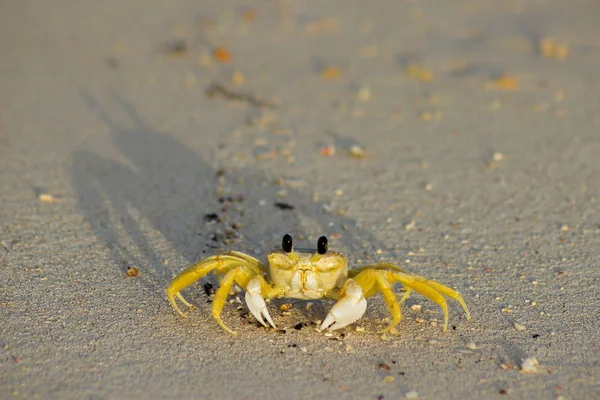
[{"xmin": 1, "ymin": 1, "xmax": 599, "ymax": 398}]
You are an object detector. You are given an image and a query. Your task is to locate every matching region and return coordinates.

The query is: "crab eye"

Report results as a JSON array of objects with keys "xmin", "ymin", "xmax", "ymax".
[
  {"xmin": 282, "ymin": 234, "xmax": 293, "ymax": 253},
  {"xmin": 317, "ymin": 236, "xmax": 328, "ymax": 255}
]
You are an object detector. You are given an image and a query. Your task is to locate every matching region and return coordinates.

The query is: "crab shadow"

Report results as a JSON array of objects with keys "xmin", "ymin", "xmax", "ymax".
[{"xmin": 71, "ymin": 92, "xmax": 386, "ymax": 317}]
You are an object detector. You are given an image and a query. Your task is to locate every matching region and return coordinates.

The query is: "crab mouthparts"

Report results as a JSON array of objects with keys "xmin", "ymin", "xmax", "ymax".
[{"xmin": 291, "ymin": 269, "xmax": 319, "ymax": 294}]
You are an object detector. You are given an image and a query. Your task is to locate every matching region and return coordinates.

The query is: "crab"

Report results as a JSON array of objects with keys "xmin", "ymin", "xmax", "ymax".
[{"xmin": 167, "ymin": 234, "xmax": 470, "ymax": 335}]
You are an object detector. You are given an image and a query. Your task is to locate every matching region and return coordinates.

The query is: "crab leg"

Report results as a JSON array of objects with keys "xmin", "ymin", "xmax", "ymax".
[
  {"xmin": 167, "ymin": 252, "xmax": 263, "ymax": 316},
  {"xmin": 245, "ymin": 276, "xmax": 277, "ymax": 329},
  {"xmin": 348, "ymin": 269, "xmax": 403, "ymax": 333},
  {"xmin": 386, "ymin": 270, "xmax": 470, "ymax": 331},
  {"xmin": 212, "ymin": 268, "xmax": 259, "ymax": 335},
  {"xmin": 320, "ymin": 279, "xmax": 367, "ymax": 331},
  {"xmin": 351, "ymin": 263, "xmax": 470, "ymax": 332}
]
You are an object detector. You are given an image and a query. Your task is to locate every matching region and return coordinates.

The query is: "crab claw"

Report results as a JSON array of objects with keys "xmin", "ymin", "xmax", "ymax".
[
  {"xmin": 320, "ymin": 279, "xmax": 367, "ymax": 331},
  {"xmin": 245, "ymin": 277, "xmax": 277, "ymax": 329}
]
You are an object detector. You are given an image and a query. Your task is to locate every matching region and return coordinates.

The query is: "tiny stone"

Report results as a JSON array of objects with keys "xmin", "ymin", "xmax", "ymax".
[
  {"xmin": 513, "ymin": 322, "xmax": 527, "ymax": 331},
  {"xmin": 415, "ymin": 318, "xmax": 425, "ymax": 323},
  {"xmin": 349, "ymin": 144, "xmax": 366, "ymax": 158},
  {"xmin": 406, "ymin": 391, "xmax": 419, "ymax": 399},
  {"xmin": 232, "ymin": 71, "xmax": 244, "ymax": 85},
  {"xmin": 355, "ymin": 326, "xmax": 365, "ymax": 332},
  {"xmin": 520, "ymin": 357, "xmax": 539, "ymax": 373},
  {"xmin": 384, "ymin": 375, "xmax": 395, "ymax": 383},
  {"xmin": 355, "ymin": 86, "xmax": 371, "ymax": 101},
  {"xmin": 430, "ymin": 321, "xmax": 437, "ymax": 327},
  {"xmin": 324, "ymin": 332, "xmax": 333, "ymax": 337},
  {"xmin": 39, "ymin": 193, "xmax": 58, "ymax": 203},
  {"xmin": 465, "ymin": 341, "xmax": 477, "ymax": 350},
  {"xmin": 410, "ymin": 304, "xmax": 422, "ymax": 312},
  {"xmin": 492, "ymin": 152, "xmax": 504, "ymax": 162}
]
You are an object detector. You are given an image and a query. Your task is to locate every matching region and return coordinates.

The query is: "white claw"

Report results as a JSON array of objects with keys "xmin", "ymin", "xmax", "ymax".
[
  {"xmin": 245, "ymin": 277, "xmax": 277, "ymax": 329},
  {"xmin": 320, "ymin": 279, "xmax": 367, "ymax": 331}
]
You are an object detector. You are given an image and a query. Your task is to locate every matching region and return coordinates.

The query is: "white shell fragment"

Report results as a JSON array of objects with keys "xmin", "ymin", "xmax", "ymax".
[
  {"xmin": 513, "ymin": 322, "xmax": 527, "ymax": 331},
  {"xmin": 520, "ymin": 357, "xmax": 539, "ymax": 373}
]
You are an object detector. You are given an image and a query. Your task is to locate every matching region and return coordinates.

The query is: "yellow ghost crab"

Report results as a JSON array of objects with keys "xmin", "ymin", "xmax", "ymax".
[{"xmin": 167, "ymin": 234, "xmax": 470, "ymax": 335}]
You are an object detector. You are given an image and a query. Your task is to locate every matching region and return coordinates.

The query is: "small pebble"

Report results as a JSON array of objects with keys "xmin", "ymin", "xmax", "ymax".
[
  {"xmin": 406, "ymin": 391, "xmax": 419, "ymax": 399},
  {"xmin": 232, "ymin": 71, "xmax": 244, "ymax": 86},
  {"xmin": 384, "ymin": 375, "xmax": 395, "ymax": 383},
  {"xmin": 410, "ymin": 304, "xmax": 422, "ymax": 312},
  {"xmin": 492, "ymin": 152, "xmax": 504, "ymax": 162},
  {"xmin": 355, "ymin": 86, "xmax": 371, "ymax": 101},
  {"xmin": 320, "ymin": 146, "xmax": 336, "ymax": 156},
  {"xmin": 513, "ymin": 322, "xmax": 527, "ymax": 331},
  {"xmin": 349, "ymin": 144, "xmax": 366, "ymax": 158},
  {"xmin": 520, "ymin": 357, "xmax": 539, "ymax": 373},
  {"xmin": 465, "ymin": 341, "xmax": 477, "ymax": 350},
  {"xmin": 355, "ymin": 326, "xmax": 365, "ymax": 332},
  {"xmin": 39, "ymin": 193, "xmax": 58, "ymax": 203}
]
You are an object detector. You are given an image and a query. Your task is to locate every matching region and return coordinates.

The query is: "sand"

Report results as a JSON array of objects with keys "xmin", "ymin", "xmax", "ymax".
[{"xmin": 1, "ymin": 1, "xmax": 599, "ymax": 399}]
